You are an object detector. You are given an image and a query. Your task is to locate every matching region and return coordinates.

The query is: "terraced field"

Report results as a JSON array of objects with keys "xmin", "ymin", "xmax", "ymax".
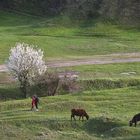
[{"xmin": 0, "ymin": 87, "xmax": 140, "ymax": 140}]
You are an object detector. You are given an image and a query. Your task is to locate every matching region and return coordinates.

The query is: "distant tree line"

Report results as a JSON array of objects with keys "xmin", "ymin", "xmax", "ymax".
[{"xmin": 0, "ymin": 0, "xmax": 139, "ymax": 25}]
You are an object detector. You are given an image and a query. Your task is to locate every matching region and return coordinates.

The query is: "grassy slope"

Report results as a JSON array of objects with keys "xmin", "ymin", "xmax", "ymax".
[
  {"xmin": 0, "ymin": 10, "xmax": 140, "ymax": 140},
  {"xmin": 0, "ymin": 10, "xmax": 140, "ymax": 64},
  {"xmin": 1, "ymin": 87, "xmax": 140, "ymax": 140},
  {"xmin": 56, "ymin": 62, "xmax": 140, "ymax": 79},
  {"xmin": 1, "ymin": 62, "xmax": 140, "ymax": 100}
]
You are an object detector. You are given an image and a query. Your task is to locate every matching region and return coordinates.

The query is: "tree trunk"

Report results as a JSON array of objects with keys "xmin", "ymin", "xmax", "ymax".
[{"xmin": 20, "ymin": 79, "xmax": 29, "ymax": 98}]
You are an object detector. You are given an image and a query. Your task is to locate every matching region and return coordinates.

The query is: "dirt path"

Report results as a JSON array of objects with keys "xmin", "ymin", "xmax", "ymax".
[{"xmin": 1, "ymin": 53, "xmax": 140, "ymax": 72}]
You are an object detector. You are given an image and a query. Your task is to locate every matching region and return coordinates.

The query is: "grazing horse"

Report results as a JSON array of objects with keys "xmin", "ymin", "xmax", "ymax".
[
  {"xmin": 129, "ymin": 113, "xmax": 140, "ymax": 127},
  {"xmin": 71, "ymin": 109, "xmax": 89, "ymax": 121}
]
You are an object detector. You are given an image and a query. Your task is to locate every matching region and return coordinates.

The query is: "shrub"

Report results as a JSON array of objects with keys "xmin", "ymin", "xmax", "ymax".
[
  {"xmin": 82, "ymin": 79, "xmax": 140, "ymax": 90},
  {"xmin": 33, "ymin": 71, "xmax": 60, "ymax": 96},
  {"xmin": 58, "ymin": 73, "xmax": 81, "ymax": 94}
]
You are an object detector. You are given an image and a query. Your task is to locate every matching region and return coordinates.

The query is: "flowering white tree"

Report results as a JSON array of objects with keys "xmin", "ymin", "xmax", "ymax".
[{"xmin": 7, "ymin": 43, "xmax": 47, "ymax": 98}]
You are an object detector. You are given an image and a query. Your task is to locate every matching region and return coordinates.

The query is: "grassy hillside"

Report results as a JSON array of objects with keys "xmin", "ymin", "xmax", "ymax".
[
  {"xmin": 0, "ymin": 9, "xmax": 140, "ymax": 140},
  {"xmin": 0, "ymin": 10, "xmax": 140, "ymax": 64},
  {"xmin": 1, "ymin": 62, "xmax": 140, "ymax": 100},
  {"xmin": 1, "ymin": 87, "xmax": 140, "ymax": 139},
  {"xmin": 58, "ymin": 62, "xmax": 140, "ymax": 79}
]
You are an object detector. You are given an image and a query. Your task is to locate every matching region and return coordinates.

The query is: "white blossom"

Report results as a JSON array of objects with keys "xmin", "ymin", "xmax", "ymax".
[{"xmin": 7, "ymin": 43, "xmax": 47, "ymax": 97}]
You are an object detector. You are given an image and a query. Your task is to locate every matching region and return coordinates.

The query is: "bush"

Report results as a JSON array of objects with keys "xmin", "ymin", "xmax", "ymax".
[
  {"xmin": 34, "ymin": 71, "xmax": 60, "ymax": 96},
  {"xmin": 58, "ymin": 73, "xmax": 81, "ymax": 94},
  {"xmin": 82, "ymin": 79, "xmax": 140, "ymax": 90},
  {"xmin": 30, "ymin": 71, "xmax": 81, "ymax": 96}
]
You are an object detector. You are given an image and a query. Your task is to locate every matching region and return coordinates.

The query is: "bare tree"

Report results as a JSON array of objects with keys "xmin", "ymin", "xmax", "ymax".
[{"xmin": 36, "ymin": 71, "xmax": 60, "ymax": 96}]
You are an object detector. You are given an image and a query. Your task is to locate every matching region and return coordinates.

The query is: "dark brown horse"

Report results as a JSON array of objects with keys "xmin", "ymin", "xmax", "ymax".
[{"xmin": 71, "ymin": 109, "xmax": 89, "ymax": 121}]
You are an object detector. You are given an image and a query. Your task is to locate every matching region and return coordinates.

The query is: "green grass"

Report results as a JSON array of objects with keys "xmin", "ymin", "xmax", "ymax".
[
  {"xmin": 54, "ymin": 62, "xmax": 140, "ymax": 79},
  {"xmin": 0, "ymin": 10, "xmax": 140, "ymax": 64},
  {"xmin": 1, "ymin": 87, "xmax": 140, "ymax": 139},
  {"xmin": 0, "ymin": 9, "xmax": 140, "ymax": 140},
  {"xmin": 1, "ymin": 62, "xmax": 140, "ymax": 100}
]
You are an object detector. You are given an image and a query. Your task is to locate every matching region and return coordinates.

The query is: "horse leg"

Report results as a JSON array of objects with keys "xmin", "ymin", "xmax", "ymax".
[
  {"xmin": 74, "ymin": 116, "xmax": 76, "ymax": 121},
  {"xmin": 71, "ymin": 115, "xmax": 76, "ymax": 121},
  {"xmin": 82, "ymin": 116, "xmax": 84, "ymax": 121},
  {"xmin": 135, "ymin": 121, "xmax": 137, "ymax": 127},
  {"xmin": 71, "ymin": 115, "xmax": 73, "ymax": 121}
]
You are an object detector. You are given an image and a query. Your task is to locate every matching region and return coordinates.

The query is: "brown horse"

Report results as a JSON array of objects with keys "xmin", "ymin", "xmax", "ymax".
[{"xmin": 71, "ymin": 109, "xmax": 89, "ymax": 121}]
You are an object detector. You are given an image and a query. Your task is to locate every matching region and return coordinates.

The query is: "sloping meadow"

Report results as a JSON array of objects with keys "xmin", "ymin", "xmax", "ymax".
[{"xmin": 1, "ymin": 87, "xmax": 140, "ymax": 139}]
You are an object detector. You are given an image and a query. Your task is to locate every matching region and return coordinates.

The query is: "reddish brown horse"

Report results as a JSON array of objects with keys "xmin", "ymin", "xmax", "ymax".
[{"xmin": 71, "ymin": 109, "xmax": 89, "ymax": 121}]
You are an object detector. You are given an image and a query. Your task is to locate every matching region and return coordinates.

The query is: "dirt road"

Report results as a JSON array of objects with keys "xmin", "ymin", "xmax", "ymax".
[{"xmin": 1, "ymin": 53, "xmax": 140, "ymax": 72}]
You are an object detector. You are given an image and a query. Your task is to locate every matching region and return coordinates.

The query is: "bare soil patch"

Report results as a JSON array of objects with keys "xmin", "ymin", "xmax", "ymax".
[{"xmin": 0, "ymin": 53, "xmax": 140, "ymax": 72}]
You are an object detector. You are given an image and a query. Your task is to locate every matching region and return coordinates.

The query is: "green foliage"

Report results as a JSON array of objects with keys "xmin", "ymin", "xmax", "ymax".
[
  {"xmin": 100, "ymin": 0, "xmax": 140, "ymax": 25},
  {"xmin": 82, "ymin": 79, "xmax": 140, "ymax": 90},
  {"xmin": 1, "ymin": 0, "xmax": 139, "ymax": 25}
]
